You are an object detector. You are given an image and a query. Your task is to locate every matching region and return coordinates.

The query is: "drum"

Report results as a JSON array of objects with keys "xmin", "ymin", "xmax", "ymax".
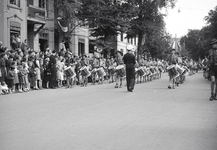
[
  {"xmin": 108, "ymin": 66, "xmax": 115, "ymax": 74},
  {"xmin": 91, "ymin": 68, "xmax": 97, "ymax": 74},
  {"xmin": 138, "ymin": 67, "xmax": 145, "ymax": 76},
  {"xmin": 143, "ymin": 67, "xmax": 149, "ymax": 76},
  {"xmin": 158, "ymin": 66, "xmax": 164, "ymax": 73},
  {"xmin": 154, "ymin": 67, "xmax": 159, "ymax": 74},
  {"xmin": 64, "ymin": 66, "xmax": 75, "ymax": 78},
  {"xmin": 150, "ymin": 67, "xmax": 155, "ymax": 75},
  {"xmin": 167, "ymin": 65, "xmax": 179, "ymax": 79},
  {"xmin": 182, "ymin": 66, "xmax": 189, "ymax": 76},
  {"xmin": 80, "ymin": 66, "xmax": 91, "ymax": 77},
  {"xmin": 176, "ymin": 65, "xmax": 185, "ymax": 75},
  {"xmin": 115, "ymin": 65, "xmax": 126, "ymax": 77},
  {"xmin": 146, "ymin": 67, "xmax": 152, "ymax": 76},
  {"xmin": 97, "ymin": 67, "xmax": 106, "ymax": 76}
]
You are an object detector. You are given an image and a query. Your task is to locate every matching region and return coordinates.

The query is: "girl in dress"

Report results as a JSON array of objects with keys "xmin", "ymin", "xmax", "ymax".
[{"xmin": 13, "ymin": 61, "xmax": 22, "ymax": 93}]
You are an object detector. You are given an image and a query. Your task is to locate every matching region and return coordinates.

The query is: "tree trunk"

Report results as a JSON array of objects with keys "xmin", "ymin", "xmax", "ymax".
[{"xmin": 137, "ymin": 32, "xmax": 145, "ymax": 60}]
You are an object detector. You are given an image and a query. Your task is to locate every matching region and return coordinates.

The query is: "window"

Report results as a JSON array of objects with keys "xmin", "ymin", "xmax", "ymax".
[
  {"xmin": 39, "ymin": 0, "xmax": 45, "ymax": 8},
  {"xmin": 28, "ymin": 0, "xmax": 33, "ymax": 5},
  {"xmin": 10, "ymin": 0, "xmax": 20, "ymax": 7}
]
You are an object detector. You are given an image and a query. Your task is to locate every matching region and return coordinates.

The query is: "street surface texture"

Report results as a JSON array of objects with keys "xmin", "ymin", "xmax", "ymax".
[{"xmin": 0, "ymin": 71, "xmax": 217, "ymax": 150}]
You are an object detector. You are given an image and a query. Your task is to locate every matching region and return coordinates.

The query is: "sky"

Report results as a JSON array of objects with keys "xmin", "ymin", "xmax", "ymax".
[{"xmin": 164, "ymin": 0, "xmax": 217, "ymax": 38}]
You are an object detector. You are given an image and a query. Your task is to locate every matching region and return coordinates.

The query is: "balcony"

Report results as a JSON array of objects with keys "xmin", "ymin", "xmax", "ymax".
[{"xmin": 27, "ymin": 5, "xmax": 46, "ymax": 25}]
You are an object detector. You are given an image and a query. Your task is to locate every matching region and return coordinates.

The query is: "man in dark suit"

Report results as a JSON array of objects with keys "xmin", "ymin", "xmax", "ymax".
[
  {"xmin": 49, "ymin": 50, "xmax": 57, "ymax": 88},
  {"xmin": 123, "ymin": 45, "xmax": 136, "ymax": 92}
]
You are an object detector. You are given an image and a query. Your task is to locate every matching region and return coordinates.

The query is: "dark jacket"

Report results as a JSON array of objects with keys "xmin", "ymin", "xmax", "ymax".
[{"xmin": 123, "ymin": 53, "xmax": 136, "ymax": 65}]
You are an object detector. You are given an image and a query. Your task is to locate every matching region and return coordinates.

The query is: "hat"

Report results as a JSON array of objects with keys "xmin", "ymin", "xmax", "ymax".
[
  {"xmin": 127, "ymin": 45, "xmax": 134, "ymax": 51},
  {"xmin": 210, "ymin": 39, "xmax": 217, "ymax": 45}
]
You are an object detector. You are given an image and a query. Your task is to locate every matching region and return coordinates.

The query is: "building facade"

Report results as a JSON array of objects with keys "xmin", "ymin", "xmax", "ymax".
[
  {"xmin": 0, "ymin": 0, "xmax": 89, "ymax": 55},
  {"xmin": 116, "ymin": 33, "xmax": 137, "ymax": 55},
  {"xmin": 0, "ymin": 0, "xmax": 28, "ymax": 49},
  {"xmin": 0, "ymin": 0, "xmax": 136, "ymax": 57}
]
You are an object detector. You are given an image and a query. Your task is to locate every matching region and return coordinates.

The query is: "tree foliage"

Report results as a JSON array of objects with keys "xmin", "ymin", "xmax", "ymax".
[
  {"xmin": 205, "ymin": 6, "xmax": 217, "ymax": 38},
  {"xmin": 180, "ymin": 6, "xmax": 217, "ymax": 60},
  {"xmin": 77, "ymin": 0, "xmax": 176, "ymax": 58},
  {"xmin": 55, "ymin": 0, "xmax": 177, "ymax": 58}
]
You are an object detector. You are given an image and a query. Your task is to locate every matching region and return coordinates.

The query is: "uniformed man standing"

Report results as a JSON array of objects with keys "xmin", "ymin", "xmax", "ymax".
[
  {"xmin": 208, "ymin": 38, "xmax": 217, "ymax": 101},
  {"xmin": 123, "ymin": 45, "xmax": 136, "ymax": 92}
]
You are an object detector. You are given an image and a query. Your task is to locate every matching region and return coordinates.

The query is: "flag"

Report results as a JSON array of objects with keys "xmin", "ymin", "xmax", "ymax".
[{"xmin": 58, "ymin": 21, "xmax": 68, "ymax": 32}]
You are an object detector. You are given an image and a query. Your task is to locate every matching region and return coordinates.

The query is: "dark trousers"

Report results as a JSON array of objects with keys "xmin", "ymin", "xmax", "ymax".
[{"xmin": 126, "ymin": 64, "xmax": 135, "ymax": 91}]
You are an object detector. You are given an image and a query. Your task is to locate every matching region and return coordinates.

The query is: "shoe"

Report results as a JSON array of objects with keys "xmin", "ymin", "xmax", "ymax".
[
  {"xmin": 119, "ymin": 84, "xmax": 122, "ymax": 88},
  {"xmin": 214, "ymin": 94, "xmax": 217, "ymax": 100},
  {"xmin": 128, "ymin": 87, "xmax": 133, "ymax": 92},
  {"xmin": 168, "ymin": 85, "xmax": 171, "ymax": 89},
  {"xmin": 115, "ymin": 85, "xmax": 118, "ymax": 88},
  {"xmin": 209, "ymin": 95, "xmax": 214, "ymax": 101},
  {"xmin": 176, "ymin": 82, "xmax": 179, "ymax": 87}
]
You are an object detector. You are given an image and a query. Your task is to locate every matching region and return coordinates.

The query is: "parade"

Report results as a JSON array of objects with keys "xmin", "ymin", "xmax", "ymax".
[
  {"xmin": 0, "ymin": 39, "xmax": 203, "ymax": 95},
  {"xmin": 1, "ymin": 0, "xmax": 217, "ymax": 150}
]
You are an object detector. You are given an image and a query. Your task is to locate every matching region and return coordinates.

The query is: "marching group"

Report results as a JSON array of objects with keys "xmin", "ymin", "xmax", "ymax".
[{"xmin": 0, "ymin": 39, "xmax": 202, "ymax": 95}]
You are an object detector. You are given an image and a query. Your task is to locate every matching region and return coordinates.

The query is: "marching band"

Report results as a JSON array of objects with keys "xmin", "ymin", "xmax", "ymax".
[{"xmin": 0, "ymin": 43, "xmax": 196, "ymax": 95}]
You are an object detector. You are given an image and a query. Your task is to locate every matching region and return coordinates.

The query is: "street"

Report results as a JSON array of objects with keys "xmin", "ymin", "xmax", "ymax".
[{"xmin": 0, "ymin": 71, "xmax": 217, "ymax": 150}]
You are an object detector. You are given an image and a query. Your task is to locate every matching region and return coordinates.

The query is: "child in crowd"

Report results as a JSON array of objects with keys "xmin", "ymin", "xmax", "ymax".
[
  {"xmin": 7, "ymin": 65, "xmax": 15, "ymax": 93},
  {"xmin": 56, "ymin": 56, "xmax": 64, "ymax": 87},
  {"xmin": 13, "ymin": 61, "xmax": 22, "ymax": 93}
]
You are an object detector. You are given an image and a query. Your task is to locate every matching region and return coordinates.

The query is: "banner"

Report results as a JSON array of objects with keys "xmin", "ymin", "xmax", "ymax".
[{"xmin": 58, "ymin": 21, "xmax": 68, "ymax": 32}]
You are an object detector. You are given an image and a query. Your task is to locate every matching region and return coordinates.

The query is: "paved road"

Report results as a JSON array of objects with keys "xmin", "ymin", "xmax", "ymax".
[{"xmin": 0, "ymin": 71, "xmax": 217, "ymax": 150}]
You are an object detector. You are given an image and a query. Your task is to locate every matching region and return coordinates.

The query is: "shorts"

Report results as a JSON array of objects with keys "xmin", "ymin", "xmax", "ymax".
[{"xmin": 209, "ymin": 65, "xmax": 217, "ymax": 78}]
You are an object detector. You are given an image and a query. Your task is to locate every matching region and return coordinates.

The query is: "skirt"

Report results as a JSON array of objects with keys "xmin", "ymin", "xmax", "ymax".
[
  {"xmin": 35, "ymin": 68, "xmax": 41, "ymax": 81},
  {"xmin": 14, "ymin": 73, "xmax": 19, "ymax": 84}
]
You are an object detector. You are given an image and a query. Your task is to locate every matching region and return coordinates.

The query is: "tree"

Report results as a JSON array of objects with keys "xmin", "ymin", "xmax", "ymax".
[
  {"xmin": 54, "ymin": 0, "xmax": 83, "ymax": 49},
  {"xmin": 121, "ymin": 0, "xmax": 176, "ymax": 59},
  {"xmin": 205, "ymin": 6, "xmax": 217, "ymax": 39},
  {"xmin": 77, "ymin": 0, "xmax": 132, "ymax": 56},
  {"xmin": 180, "ymin": 30, "xmax": 206, "ymax": 60},
  {"xmin": 78, "ymin": 0, "xmax": 176, "ymax": 58},
  {"xmin": 56, "ymin": 0, "xmax": 176, "ymax": 58},
  {"xmin": 180, "ymin": 6, "xmax": 217, "ymax": 60}
]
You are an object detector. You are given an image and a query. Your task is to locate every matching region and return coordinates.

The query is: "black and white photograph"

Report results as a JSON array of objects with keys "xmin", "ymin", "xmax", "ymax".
[{"xmin": 0, "ymin": 0, "xmax": 217, "ymax": 149}]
